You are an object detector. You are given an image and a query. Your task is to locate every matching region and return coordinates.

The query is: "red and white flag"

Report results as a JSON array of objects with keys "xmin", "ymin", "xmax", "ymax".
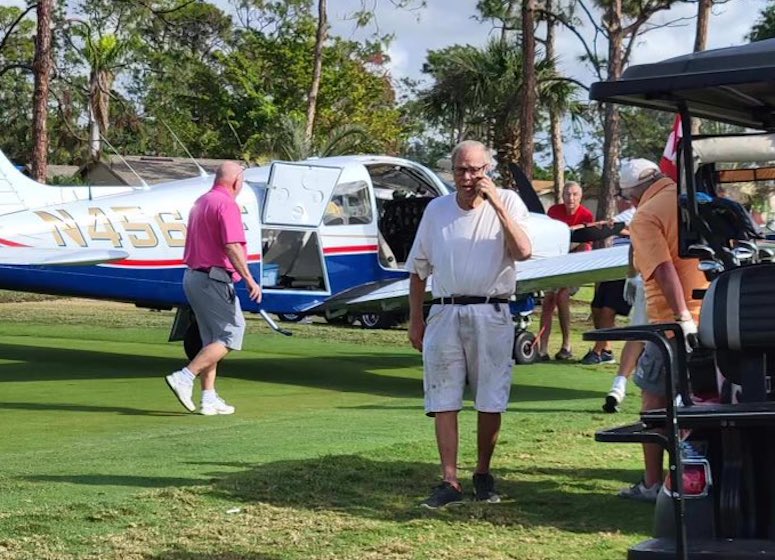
[{"xmin": 659, "ymin": 115, "xmax": 682, "ymax": 181}]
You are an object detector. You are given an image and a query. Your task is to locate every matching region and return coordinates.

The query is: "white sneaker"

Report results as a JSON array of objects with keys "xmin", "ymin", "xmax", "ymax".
[
  {"xmin": 165, "ymin": 371, "xmax": 195, "ymax": 412},
  {"xmin": 200, "ymin": 396, "xmax": 235, "ymax": 416},
  {"xmin": 603, "ymin": 385, "xmax": 626, "ymax": 413}
]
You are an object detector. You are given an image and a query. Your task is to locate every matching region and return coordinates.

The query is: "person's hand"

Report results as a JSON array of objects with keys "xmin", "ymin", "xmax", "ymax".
[
  {"xmin": 246, "ymin": 277, "xmax": 262, "ymax": 302},
  {"xmin": 678, "ymin": 317, "xmax": 698, "ymax": 352},
  {"xmin": 475, "ymin": 176, "xmax": 500, "ymax": 207},
  {"xmin": 408, "ymin": 316, "xmax": 425, "ymax": 352},
  {"xmin": 623, "ymin": 275, "xmax": 641, "ymax": 305}
]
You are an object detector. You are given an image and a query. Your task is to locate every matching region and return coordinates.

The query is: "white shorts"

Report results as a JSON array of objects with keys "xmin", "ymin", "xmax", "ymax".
[
  {"xmin": 629, "ymin": 279, "xmax": 647, "ymax": 326},
  {"xmin": 422, "ymin": 303, "xmax": 515, "ymax": 415}
]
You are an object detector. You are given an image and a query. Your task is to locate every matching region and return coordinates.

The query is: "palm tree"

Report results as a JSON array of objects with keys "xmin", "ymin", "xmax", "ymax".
[
  {"xmin": 272, "ymin": 114, "xmax": 371, "ymax": 161},
  {"xmin": 419, "ymin": 39, "xmax": 580, "ymax": 187},
  {"xmin": 69, "ymin": 23, "xmax": 135, "ymax": 159}
]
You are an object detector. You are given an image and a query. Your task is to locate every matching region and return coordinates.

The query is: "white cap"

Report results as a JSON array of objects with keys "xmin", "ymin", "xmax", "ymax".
[{"xmin": 620, "ymin": 159, "xmax": 660, "ymax": 190}]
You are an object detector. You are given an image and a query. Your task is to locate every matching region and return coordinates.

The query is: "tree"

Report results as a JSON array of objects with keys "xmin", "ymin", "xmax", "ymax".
[
  {"xmin": 305, "ymin": 0, "xmax": 327, "ymax": 145},
  {"xmin": 519, "ymin": 0, "xmax": 537, "ymax": 181},
  {"xmin": 544, "ymin": 0, "xmax": 564, "ymax": 202},
  {"xmin": 748, "ymin": 1, "xmax": 775, "ymax": 42},
  {"xmin": 419, "ymin": 39, "xmax": 578, "ymax": 184},
  {"xmin": 550, "ymin": 0, "xmax": 681, "ymax": 220},
  {"xmin": 31, "ymin": 0, "xmax": 54, "ymax": 182}
]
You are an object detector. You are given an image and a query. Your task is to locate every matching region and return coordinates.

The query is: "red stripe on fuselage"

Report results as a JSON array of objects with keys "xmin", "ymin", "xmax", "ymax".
[
  {"xmin": 323, "ymin": 245, "xmax": 378, "ymax": 254},
  {"xmin": 109, "ymin": 253, "xmax": 262, "ymax": 267},
  {"xmin": 0, "ymin": 238, "xmax": 28, "ymax": 247}
]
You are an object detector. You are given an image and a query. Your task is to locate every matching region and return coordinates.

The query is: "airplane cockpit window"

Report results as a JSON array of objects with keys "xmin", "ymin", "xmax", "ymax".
[{"xmin": 322, "ymin": 180, "xmax": 372, "ymax": 225}]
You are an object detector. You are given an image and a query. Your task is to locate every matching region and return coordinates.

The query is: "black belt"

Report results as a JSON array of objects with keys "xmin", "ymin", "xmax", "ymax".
[
  {"xmin": 431, "ymin": 296, "xmax": 509, "ymax": 305},
  {"xmin": 193, "ymin": 267, "xmax": 211, "ymax": 273}
]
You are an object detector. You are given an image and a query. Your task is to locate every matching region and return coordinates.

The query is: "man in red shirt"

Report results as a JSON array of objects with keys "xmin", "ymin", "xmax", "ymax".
[
  {"xmin": 165, "ymin": 161, "xmax": 262, "ymax": 415},
  {"xmin": 538, "ymin": 181, "xmax": 595, "ymax": 361}
]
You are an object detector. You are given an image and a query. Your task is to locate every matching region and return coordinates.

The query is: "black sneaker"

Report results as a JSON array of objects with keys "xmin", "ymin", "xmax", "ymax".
[
  {"xmin": 472, "ymin": 472, "xmax": 501, "ymax": 503},
  {"xmin": 420, "ymin": 481, "xmax": 463, "ymax": 509},
  {"xmin": 600, "ymin": 350, "xmax": 617, "ymax": 364},
  {"xmin": 554, "ymin": 348, "xmax": 573, "ymax": 361},
  {"xmin": 580, "ymin": 350, "xmax": 602, "ymax": 365}
]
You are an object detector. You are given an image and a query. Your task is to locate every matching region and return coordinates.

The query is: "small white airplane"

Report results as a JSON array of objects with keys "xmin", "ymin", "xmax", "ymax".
[{"xmin": 0, "ymin": 149, "xmax": 628, "ymax": 359}]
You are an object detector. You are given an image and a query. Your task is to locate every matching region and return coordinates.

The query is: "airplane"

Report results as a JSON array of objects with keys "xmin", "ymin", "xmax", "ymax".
[{"xmin": 0, "ymin": 148, "xmax": 629, "ymax": 361}]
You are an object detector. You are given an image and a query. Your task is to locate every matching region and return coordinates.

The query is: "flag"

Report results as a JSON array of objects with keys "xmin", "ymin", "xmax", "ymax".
[{"xmin": 659, "ymin": 115, "xmax": 682, "ymax": 181}]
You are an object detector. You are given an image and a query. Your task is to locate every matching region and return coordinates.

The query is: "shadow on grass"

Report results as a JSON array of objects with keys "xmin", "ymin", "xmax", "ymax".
[
  {"xmin": 0, "ymin": 401, "xmax": 184, "ymax": 416},
  {"xmin": 147, "ymin": 552, "xmax": 280, "ymax": 560},
  {"xmin": 23, "ymin": 474, "xmax": 208, "ymax": 488},
  {"xmin": 0, "ymin": 343, "xmax": 602, "ymax": 403},
  {"xmin": 206, "ymin": 454, "xmax": 651, "ymax": 535}
]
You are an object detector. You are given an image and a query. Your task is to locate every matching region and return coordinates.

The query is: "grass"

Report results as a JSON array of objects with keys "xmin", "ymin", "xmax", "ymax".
[{"xmin": 0, "ymin": 289, "xmax": 652, "ymax": 560}]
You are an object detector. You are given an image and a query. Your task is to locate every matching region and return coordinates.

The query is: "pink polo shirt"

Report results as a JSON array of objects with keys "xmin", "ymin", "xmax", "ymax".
[{"xmin": 184, "ymin": 185, "xmax": 246, "ymax": 281}]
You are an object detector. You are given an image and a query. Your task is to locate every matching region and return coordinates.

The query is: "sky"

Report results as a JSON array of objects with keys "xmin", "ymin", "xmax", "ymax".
[{"xmin": 1, "ymin": 0, "xmax": 771, "ymax": 164}]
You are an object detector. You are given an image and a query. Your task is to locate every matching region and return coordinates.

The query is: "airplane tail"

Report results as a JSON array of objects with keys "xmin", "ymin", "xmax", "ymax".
[{"xmin": 0, "ymin": 149, "xmax": 45, "ymax": 213}]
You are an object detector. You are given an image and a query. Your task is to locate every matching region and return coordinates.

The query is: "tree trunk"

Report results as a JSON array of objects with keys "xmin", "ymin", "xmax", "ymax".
[
  {"xmin": 545, "ymin": 0, "xmax": 563, "ymax": 204},
  {"xmin": 30, "ymin": 0, "xmax": 53, "ymax": 183},
  {"xmin": 600, "ymin": 0, "xmax": 623, "ymax": 222},
  {"xmin": 305, "ymin": 0, "xmax": 327, "ymax": 147},
  {"xmin": 518, "ymin": 0, "xmax": 536, "ymax": 183},
  {"xmin": 500, "ymin": 0, "xmax": 519, "ymax": 44},
  {"xmin": 692, "ymin": 0, "xmax": 711, "ymax": 135}
]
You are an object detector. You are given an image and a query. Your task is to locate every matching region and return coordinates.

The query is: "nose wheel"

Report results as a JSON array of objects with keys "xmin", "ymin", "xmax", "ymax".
[{"xmin": 513, "ymin": 329, "xmax": 538, "ymax": 365}]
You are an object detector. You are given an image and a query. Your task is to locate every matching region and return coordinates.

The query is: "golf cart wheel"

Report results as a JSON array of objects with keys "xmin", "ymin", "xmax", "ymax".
[
  {"xmin": 359, "ymin": 312, "xmax": 395, "ymax": 329},
  {"xmin": 513, "ymin": 330, "xmax": 538, "ymax": 364},
  {"xmin": 277, "ymin": 313, "xmax": 305, "ymax": 323},
  {"xmin": 184, "ymin": 320, "xmax": 203, "ymax": 361}
]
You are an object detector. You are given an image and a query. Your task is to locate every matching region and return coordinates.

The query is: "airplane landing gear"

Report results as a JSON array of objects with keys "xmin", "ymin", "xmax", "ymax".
[{"xmin": 513, "ymin": 329, "xmax": 538, "ymax": 364}]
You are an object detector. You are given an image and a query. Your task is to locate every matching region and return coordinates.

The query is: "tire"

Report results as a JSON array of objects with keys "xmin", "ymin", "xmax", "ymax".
[
  {"xmin": 513, "ymin": 330, "xmax": 538, "ymax": 365},
  {"xmin": 277, "ymin": 313, "xmax": 306, "ymax": 323},
  {"xmin": 358, "ymin": 312, "xmax": 395, "ymax": 329},
  {"xmin": 184, "ymin": 320, "xmax": 203, "ymax": 361}
]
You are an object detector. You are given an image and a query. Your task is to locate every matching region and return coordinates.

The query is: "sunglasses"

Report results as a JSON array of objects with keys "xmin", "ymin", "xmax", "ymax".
[{"xmin": 453, "ymin": 164, "xmax": 488, "ymax": 176}]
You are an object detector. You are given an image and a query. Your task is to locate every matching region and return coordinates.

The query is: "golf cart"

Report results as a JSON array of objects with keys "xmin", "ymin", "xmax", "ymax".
[{"xmin": 587, "ymin": 39, "xmax": 775, "ymax": 559}]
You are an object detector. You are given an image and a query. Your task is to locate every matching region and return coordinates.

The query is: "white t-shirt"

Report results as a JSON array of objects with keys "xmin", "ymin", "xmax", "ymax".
[{"xmin": 406, "ymin": 189, "xmax": 530, "ymax": 297}]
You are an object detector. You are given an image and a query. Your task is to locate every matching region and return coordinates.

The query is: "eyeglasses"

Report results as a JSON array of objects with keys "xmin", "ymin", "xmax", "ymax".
[{"xmin": 453, "ymin": 164, "xmax": 487, "ymax": 176}]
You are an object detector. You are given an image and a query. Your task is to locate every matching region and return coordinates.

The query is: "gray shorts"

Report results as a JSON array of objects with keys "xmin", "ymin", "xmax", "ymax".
[
  {"xmin": 633, "ymin": 339, "xmax": 678, "ymax": 397},
  {"xmin": 183, "ymin": 268, "xmax": 245, "ymax": 351},
  {"xmin": 422, "ymin": 303, "xmax": 514, "ymax": 415}
]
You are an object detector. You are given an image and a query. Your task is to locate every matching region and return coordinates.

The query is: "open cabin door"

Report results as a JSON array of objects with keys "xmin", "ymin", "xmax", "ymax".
[{"xmin": 260, "ymin": 162, "xmax": 343, "ymax": 293}]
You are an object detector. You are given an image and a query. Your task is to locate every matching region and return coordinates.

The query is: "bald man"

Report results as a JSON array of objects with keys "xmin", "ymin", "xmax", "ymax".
[{"xmin": 165, "ymin": 162, "xmax": 261, "ymax": 416}]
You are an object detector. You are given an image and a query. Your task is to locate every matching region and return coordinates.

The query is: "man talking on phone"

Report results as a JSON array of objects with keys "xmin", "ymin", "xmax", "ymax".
[{"xmin": 407, "ymin": 140, "xmax": 533, "ymax": 508}]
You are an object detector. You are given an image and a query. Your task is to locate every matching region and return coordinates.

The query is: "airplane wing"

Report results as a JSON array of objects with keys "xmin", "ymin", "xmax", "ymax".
[
  {"xmin": 307, "ymin": 244, "xmax": 630, "ymax": 313},
  {"xmin": 0, "ymin": 247, "xmax": 130, "ymax": 266}
]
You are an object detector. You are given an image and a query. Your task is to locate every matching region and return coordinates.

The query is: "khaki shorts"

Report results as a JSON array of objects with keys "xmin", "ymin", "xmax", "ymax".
[{"xmin": 422, "ymin": 303, "xmax": 515, "ymax": 415}]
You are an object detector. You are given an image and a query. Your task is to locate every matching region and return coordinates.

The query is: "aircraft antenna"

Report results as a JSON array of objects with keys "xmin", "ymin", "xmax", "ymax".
[
  {"xmin": 99, "ymin": 133, "xmax": 150, "ymax": 190},
  {"xmin": 158, "ymin": 118, "xmax": 209, "ymax": 178}
]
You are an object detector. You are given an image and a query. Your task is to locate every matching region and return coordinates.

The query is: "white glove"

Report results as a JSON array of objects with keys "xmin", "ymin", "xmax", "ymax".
[
  {"xmin": 623, "ymin": 275, "xmax": 642, "ymax": 305},
  {"xmin": 678, "ymin": 317, "xmax": 698, "ymax": 353}
]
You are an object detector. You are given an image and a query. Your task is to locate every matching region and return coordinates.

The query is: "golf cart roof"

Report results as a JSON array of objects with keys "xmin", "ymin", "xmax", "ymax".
[{"xmin": 589, "ymin": 39, "xmax": 775, "ymax": 130}]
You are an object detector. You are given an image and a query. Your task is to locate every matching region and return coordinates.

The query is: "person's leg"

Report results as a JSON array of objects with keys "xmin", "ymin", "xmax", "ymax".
[
  {"xmin": 436, "ymin": 411, "xmax": 460, "ymax": 486},
  {"xmin": 604, "ymin": 339, "xmax": 645, "ymax": 412},
  {"xmin": 641, "ymin": 390, "xmax": 667, "ymax": 487},
  {"xmin": 592, "ymin": 307, "xmax": 616, "ymax": 354},
  {"xmin": 556, "ymin": 288, "xmax": 572, "ymax": 354},
  {"xmin": 475, "ymin": 412, "xmax": 501, "ymax": 474},
  {"xmin": 187, "ymin": 342, "xmax": 230, "ymax": 387},
  {"xmin": 538, "ymin": 290, "xmax": 557, "ymax": 356}
]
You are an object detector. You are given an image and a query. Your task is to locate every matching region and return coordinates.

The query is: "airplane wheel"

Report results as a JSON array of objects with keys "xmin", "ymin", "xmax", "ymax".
[
  {"xmin": 513, "ymin": 330, "xmax": 538, "ymax": 365},
  {"xmin": 359, "ymin": 312, "xmax": 395, "ymax": 329},
  {"xmin": 184, "ymin": 320, "xmax": 203, "ymax": 361},
  {"xmin": 325, "ymin": 312, "xmax": 353, "ymax": 325},
  {"xmin": 277, "ymin": 313, "xmax": 305, "ymax": 323}
]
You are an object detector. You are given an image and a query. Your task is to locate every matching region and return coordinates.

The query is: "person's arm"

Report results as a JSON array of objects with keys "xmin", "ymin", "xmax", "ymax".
[
  {"xmin": 225, "ymin": 243, "xmax": 262, "ymax": 302},
  {"xmin": 652, "ymin": 261, "xmax": 690, "ymax": 320},
  {"xmin": 476, "ymin": 177, "xmax": 532, "ymax": 261},
  {"xmin": 408, "ymin": 273, "xmax": 427, "ymax": 352}
]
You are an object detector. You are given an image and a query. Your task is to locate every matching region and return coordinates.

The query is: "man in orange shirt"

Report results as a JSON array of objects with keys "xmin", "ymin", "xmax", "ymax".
[{"xmin": 617, "ymin": 159, "xmax": 709, "ymax": 501}]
